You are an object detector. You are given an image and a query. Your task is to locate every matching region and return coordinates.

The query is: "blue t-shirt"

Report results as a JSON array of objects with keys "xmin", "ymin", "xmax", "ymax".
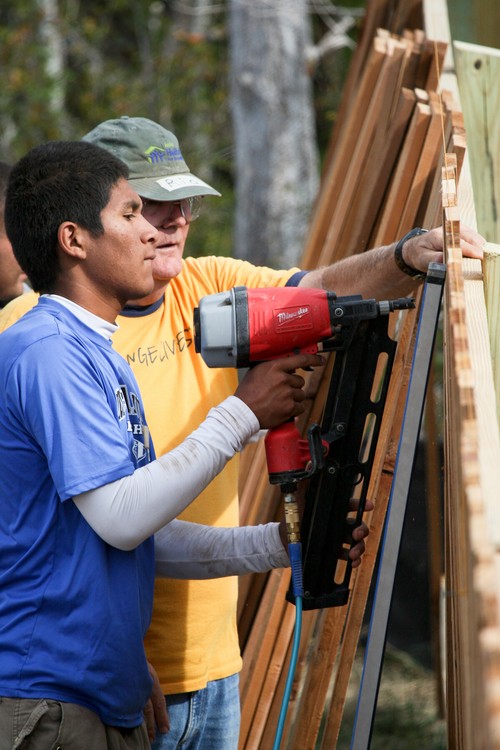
[{"xmin": 0, "ymin": 297, "xmax": 155, "ymax": 727}]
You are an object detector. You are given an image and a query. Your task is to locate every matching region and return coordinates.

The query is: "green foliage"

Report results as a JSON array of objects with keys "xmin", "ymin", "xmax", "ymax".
[
  {"xmin": 0, "ymin": 2, "xmax": 231, "ymax": 144},
  {"xmin": 0, "ymin": 3, "xmax": 59, "ymax": 150},
  {"xmin": 0, "ymin": 0, "xmax": 363, "ymax": 258}
]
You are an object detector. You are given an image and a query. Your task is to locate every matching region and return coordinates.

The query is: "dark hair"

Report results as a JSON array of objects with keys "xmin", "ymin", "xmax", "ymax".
[
  {"xmin": 5, "ymin": 141, "xmax": 129, "ymax": 293},
  {"xmin": 0, "ymin": 161, "xmax": 12, "ymax": 233}
]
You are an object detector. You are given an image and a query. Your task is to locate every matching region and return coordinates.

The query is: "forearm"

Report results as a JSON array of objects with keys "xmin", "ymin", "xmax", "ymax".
[
  {"xmin": 299, "ymin": 225, "xmax": 484, "ymax": 299},
  {"xmin": 300, "ymin": 242, "xmax": 417, "ymax": 299},
  {"xmin": 73, "ymin": 396, "xmax": 259, "ymax": 550},
  {"xmin": 154, "ymin": 519, "xmax": 289, "ymax": 578}
]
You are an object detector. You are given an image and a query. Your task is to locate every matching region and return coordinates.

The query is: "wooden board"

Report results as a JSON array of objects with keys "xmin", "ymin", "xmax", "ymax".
[
  {"xmin": 442, "ymin": 156, "xmax": 500, "ymax": 749},
  {"xmin": 454, "ymin": 41, "xmax": 500, "ymax": 244}
]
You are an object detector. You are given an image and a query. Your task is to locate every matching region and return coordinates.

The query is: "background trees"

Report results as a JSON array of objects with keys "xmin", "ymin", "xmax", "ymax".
[{"xmin": 0, "ymin": 0, "xmax": 363, "ymax": 266}]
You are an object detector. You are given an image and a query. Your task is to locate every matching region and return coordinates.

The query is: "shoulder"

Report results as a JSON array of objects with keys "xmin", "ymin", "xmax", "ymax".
[
  {"xmin": 180, "ymin": 256, "xmax": 297, "ymax": 291},
  {"xmin": 170, "ymin": 256, "xmax": 236, "ymax": 297}
]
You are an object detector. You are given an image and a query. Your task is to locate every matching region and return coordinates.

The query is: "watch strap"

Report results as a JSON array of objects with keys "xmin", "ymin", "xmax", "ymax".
[{"xmin": 394, "ymin": 228, "xmax": 428, "ymax": 280}]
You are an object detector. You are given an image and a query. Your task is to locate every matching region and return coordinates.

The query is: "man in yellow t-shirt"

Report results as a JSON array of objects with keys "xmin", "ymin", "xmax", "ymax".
[{"xmin": 0, "ymin": 117, "xmax": 484, "ymax": 750}]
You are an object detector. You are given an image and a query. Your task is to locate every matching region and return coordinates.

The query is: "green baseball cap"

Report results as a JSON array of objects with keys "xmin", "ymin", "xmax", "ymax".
[{"xmin": 82, "ymin": 116, "xmax": 221, "ymax": 201}]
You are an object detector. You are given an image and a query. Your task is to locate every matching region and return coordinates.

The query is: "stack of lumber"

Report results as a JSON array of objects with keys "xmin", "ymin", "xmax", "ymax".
[
  {"xmin": 236, "ymin": 2, "xmax": 469, "ymax": 747},
  {"xmin": 424, "ymin": 0, "xmax": 500, "ymax": 745}
]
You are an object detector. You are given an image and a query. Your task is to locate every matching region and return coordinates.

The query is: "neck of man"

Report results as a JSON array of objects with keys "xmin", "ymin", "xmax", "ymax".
[{"xmin": 126, "ymin": 279, "xmax": 169, "ymax": 308}]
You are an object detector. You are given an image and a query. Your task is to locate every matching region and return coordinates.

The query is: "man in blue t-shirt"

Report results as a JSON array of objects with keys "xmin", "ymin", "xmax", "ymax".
[{"xmin": 0, "ymin": 141, "xmax": 325, "ymax": 749}]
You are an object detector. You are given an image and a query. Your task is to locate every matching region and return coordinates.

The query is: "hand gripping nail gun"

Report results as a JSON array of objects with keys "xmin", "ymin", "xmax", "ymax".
[{"xmin": 194, "ymin": 286, "xmax": 414, "ymax": 609}]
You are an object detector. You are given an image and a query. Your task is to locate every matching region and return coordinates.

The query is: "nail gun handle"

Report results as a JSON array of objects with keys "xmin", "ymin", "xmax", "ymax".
[{"xmin": 265, "ymin": 422, "xmax": 327, "ymax": 486}]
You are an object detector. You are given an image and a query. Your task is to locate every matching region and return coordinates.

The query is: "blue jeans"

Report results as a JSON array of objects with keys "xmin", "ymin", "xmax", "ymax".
[{"xmin": 151, "ymin": 674, "xmax": 240, "ymax": 750}]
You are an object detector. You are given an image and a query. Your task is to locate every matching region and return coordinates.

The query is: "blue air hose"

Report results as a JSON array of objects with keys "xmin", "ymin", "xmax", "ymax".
[{"xmin": 272, "ymin": 542, "xmax": 304, "ymax": 750}]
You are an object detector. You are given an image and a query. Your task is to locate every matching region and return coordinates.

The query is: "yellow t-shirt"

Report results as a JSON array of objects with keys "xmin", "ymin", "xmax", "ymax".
[
  {"xmin": 0, "ymin": 255, "xmax": 299, "ymax": 693},
  {"xmin": 0, "ymin": 289, "xmax": 39, "ymax": 330}
]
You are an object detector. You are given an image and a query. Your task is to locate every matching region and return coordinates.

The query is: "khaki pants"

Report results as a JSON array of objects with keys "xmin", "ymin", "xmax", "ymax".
[{"xmin": 0, "ymin": 697, "xmax": 150, "ymax": 750}]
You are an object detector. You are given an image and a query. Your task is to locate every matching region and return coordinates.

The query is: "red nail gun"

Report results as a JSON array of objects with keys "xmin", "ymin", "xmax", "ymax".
[{"xmin": 194, "ymin": 286, "xmax": 413, "ymax": 608}]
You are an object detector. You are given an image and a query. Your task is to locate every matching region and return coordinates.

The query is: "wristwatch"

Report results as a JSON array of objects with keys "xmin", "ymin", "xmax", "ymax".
[{"xmin": 394, "ymin": 227, "xmax": 428, "ymax": 280}]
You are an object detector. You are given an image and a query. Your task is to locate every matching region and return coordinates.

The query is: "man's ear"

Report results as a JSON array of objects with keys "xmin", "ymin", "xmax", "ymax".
[{"xmin": 58, "ymin": 221, "xmax": 87, "ymax": 260}]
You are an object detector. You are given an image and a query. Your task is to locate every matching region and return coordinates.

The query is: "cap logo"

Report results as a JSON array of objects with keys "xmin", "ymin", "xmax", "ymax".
[{"xmin": 144, "ymin": 143, "xmax": 184, "ymax": 165}]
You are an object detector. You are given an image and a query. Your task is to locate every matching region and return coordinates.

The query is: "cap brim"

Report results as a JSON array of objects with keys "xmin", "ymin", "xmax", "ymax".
[{"xmin": 130, "ymin": 173, "xmax": 221, "ymax": 201}]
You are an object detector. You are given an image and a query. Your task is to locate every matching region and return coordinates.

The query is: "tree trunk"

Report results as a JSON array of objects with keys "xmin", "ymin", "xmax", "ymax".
[
  {"xmin": 229, "ymin": 0, "xmax": 319, "ymax": 269},
  {"xmin": 37, "ymin": 0, "xmax": 68, "ymax": 132}
]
